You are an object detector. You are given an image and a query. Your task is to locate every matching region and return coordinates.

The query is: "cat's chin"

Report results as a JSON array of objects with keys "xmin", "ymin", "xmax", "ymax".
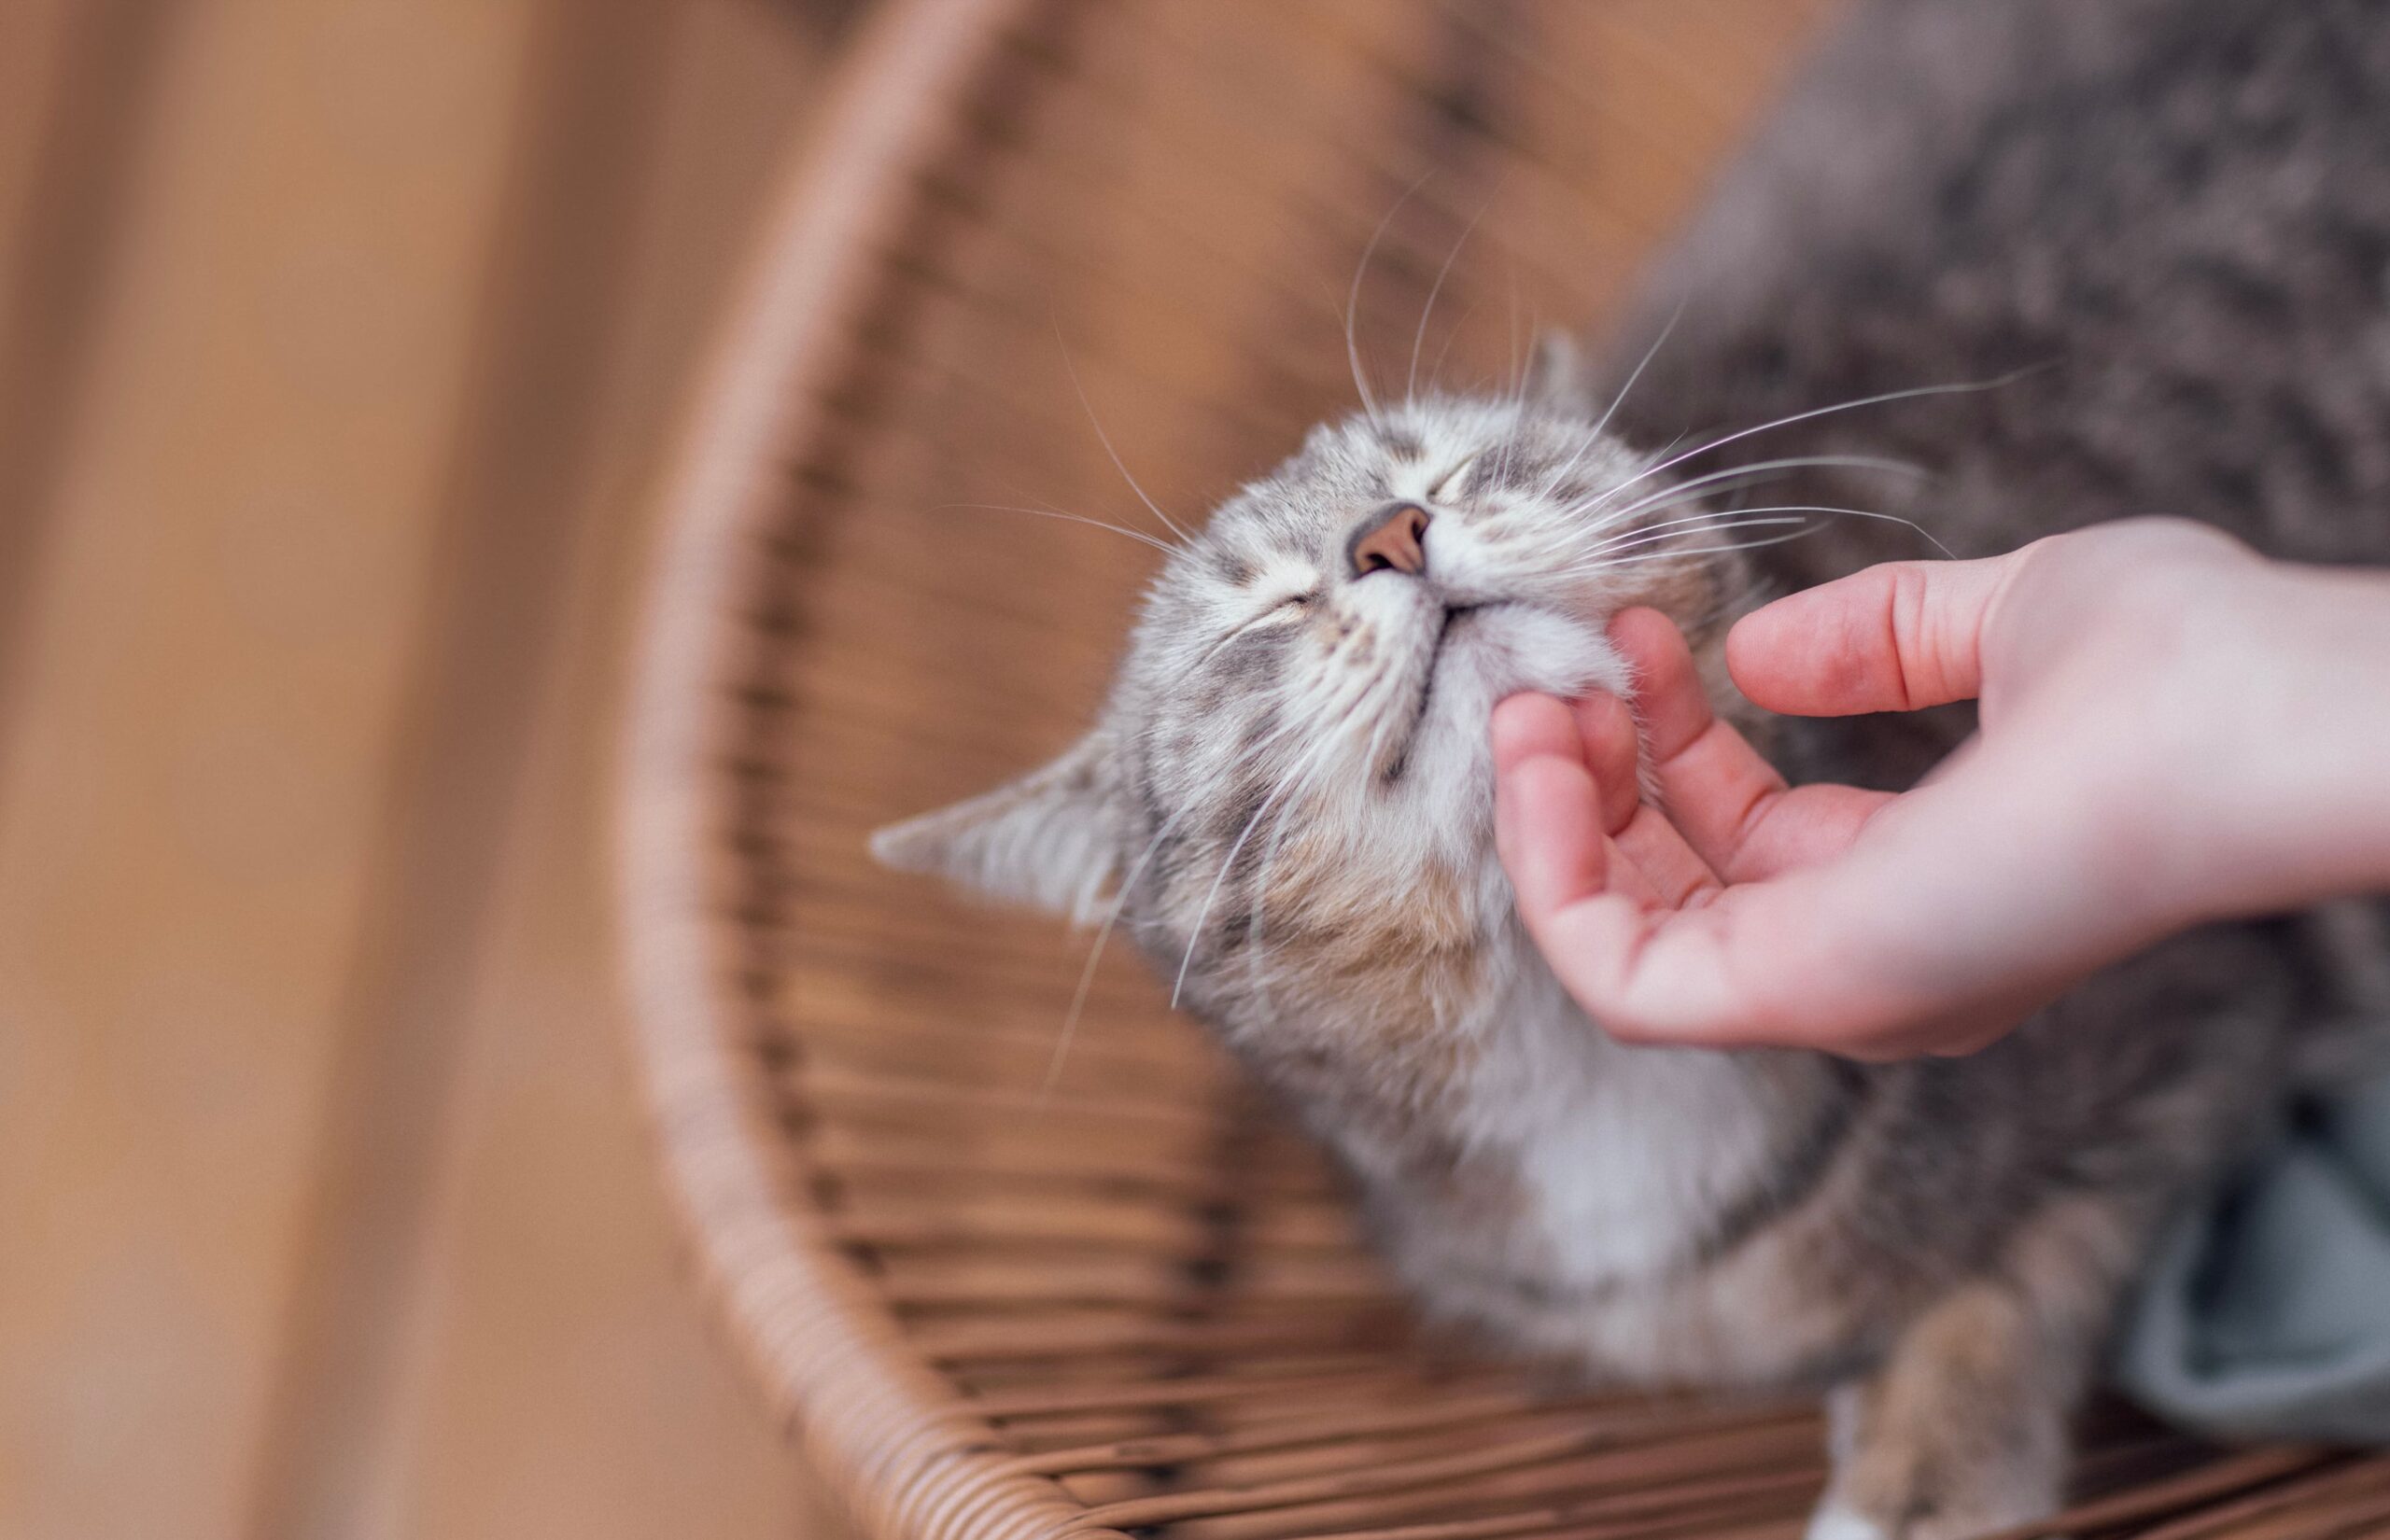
[
  {"xmin": 1443, "ymin": 599, "xmax": 1625, "ymax": 720},
  {"xmin": 1401, "ymin": 599, "xmax": 1628, "ymax": 795}
]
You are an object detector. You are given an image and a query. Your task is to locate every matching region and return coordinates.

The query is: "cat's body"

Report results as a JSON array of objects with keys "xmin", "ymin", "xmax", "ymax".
[{"xmin": 879, "ymin": 4, "xmax": 2390, "ymax": 1536}]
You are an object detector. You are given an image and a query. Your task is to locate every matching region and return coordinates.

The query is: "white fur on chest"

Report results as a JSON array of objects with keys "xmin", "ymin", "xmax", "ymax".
[{"xmin": 1460, "ymin": 964, "xmax": 1792, "ymax": 1287}]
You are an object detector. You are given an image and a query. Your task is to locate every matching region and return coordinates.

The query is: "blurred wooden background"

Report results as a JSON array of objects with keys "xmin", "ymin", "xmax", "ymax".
[{"xmin": 0, "ymin": 1, "xmax": 863, "ymax": 1536}]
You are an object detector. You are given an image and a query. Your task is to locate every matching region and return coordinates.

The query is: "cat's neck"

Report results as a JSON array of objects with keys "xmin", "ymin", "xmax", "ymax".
[{"xmin": 1423, "ymin": 959, "xmax": 1857, "ymax": 1292}]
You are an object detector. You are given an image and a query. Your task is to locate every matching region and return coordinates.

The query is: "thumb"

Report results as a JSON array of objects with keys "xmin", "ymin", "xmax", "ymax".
[{"xmin": 1726, "ymin": 552, "xmax": 2022, "ymax": 717}]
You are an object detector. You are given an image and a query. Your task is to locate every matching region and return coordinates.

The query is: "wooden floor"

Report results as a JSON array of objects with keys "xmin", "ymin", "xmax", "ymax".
[{"xmin": 0, "ymin": 2, "xmax": 861, "ymax": 1536}]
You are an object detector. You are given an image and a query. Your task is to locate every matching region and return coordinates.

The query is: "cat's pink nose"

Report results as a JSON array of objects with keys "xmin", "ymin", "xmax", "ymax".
[{"xmin": 1348, "ymin": 501, "xmax": 1431, "ymax": 579}]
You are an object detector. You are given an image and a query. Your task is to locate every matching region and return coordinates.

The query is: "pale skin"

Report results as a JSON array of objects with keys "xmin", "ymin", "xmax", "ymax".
[{"xmin": 1492, "ymin": 517, "xmax": 2390, "ymax": 1059}]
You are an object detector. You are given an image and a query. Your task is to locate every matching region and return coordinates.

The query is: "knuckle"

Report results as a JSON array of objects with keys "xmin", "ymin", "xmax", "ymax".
[{"xmin": 1881, "ymin": 562, "xmax": 1940, "ymax": 709}]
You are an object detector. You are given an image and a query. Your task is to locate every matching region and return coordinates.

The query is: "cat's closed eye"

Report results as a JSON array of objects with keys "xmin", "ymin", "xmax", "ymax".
[
  {"xmin": 1199, "ymin": 589, "xmax": 1316, "ymax": 663},
  {"xmin": 1427, "ymin": 452, "xmax": 1483, "ymax": 501},
  {"xmin": 1242, "ymin": 589, "xmax": 1315, "ymax": 628}
]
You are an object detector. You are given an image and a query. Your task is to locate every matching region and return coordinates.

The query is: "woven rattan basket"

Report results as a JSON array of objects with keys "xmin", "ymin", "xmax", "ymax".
[{"xmin": 618, "ymin": 3, "xmax": 2387, "ymax": 1535}]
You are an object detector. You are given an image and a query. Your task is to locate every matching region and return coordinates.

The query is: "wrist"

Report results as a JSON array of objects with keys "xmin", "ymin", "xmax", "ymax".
[{"xmin": 2154, "ymin": 560, "xmax": 2390, "ymax": 919}]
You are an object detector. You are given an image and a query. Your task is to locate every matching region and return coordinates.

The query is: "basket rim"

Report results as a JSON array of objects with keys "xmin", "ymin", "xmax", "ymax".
[{"xmin": 611, "ymin": 1, "xmax": 1132, "ymax": 1535}]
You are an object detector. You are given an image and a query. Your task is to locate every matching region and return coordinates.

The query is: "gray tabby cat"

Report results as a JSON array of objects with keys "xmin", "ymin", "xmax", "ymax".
[{"xmin": 877, "ymin": 3, "xmax": 2390, "ymax": 1536}]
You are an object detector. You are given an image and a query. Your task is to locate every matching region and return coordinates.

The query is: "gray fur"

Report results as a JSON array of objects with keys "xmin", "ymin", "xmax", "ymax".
[{"xmin": 879, "ymin": 4, "xmax": 2390, "ymax": 1535}]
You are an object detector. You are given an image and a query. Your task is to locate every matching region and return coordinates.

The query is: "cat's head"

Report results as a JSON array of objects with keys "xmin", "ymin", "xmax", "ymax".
[{"xmin": 875, "ymin": 363, "xmax": 1744, "ymax": 1052}]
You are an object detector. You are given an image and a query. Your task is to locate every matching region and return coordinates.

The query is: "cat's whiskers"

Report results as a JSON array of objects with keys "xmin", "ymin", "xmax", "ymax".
[
  {"xmin": 1554, "ymin": 515, "xmax": 1820, "ymax": 574},
  {"xmin": 1586, "ymin": 302, "xmax": 1682, "ymax": 443},
  {"xmin": 1047, "ymin": 702, "xmax": 1322, "ymax": 1097},
  {"xmin": 1590, "ymin": 526, "xmax": 1833, "ymax": 568},
  {"xmin": 1521, "ymin": 453, "xmax": 1941, "ymax": 574},
  {"xmin": 1347, "ymin": 173, "xmax": 1433, "ymax": 426},
  {"xmin": 1518, "ymin": 483, "xmax": 1802, "ymax": 573},
  {"xmin": 1406, "ymin": 187, "xmax": 1498, "ymax": 407},
  {"xmin": 1576, "ymin": 371, "xmax": 2030, "ymax": 525},
  {"xmin": 1423, "ymin": 292, "xmax": 1488, "ymax": 400},
  {"xmin": 1489, "ymin": 271, "xmax": 1539, "ymax": 491},
  {"xmin": 1172, "ymin": 677, "xmax": 1372, "ymax": 1009},
  {"xmin": 1528, "ymin": 301, "xmax": 1684, "ymax": 508},
  {"xmin": 1241, "ymin": 682, "xmax": 1383, "ymax": 1006},
  {"xmin": 1549, "ymin": 504, "xmax": 1952, "ymax": 579},
  {"xmin": 1257, "ymin": 651, "xmax": 1419, "ymax": 968},
  {"xmin": 1042, "ymin": 801, "xmax": 1194, "ymax": 1100},
  {"xmin": 1577, "ymin": 499, "xmax": 1841, "ymax": 551},
  {"xmin": 1574, "ymin": 454, "xmax": 1928, "ymax": 533},
  {"xmin": 1232, "ymin": 599, "xmax": 1453, "ymax": 1007},
  {"xmin": 1232, "ymin": 630, "xmax": 1461, "ymax": 1007},
  {"xmin": 933, "ymin": 502, "xmax": 1178, "ymax": 556},
  {"xmin": 1575, "ymin": 512, "xmax": 1818, "ymax": 561},
  {"xmin": 1055, "ymin": 325, "xmax": 1191, "ymax": 543},
  {"xmin": 1568, "ymin": 461, "xmax": 1820, "ymax": 529}
]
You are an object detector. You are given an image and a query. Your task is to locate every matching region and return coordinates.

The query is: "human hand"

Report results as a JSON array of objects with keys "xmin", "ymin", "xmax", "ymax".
[{"xmin": 1491, "ymin": 517, "xmax": 2390, "ymax": 1058}]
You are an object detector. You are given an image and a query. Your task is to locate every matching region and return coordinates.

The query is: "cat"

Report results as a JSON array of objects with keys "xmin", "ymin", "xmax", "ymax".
[{"xmin": 875, "ymin": 2, "xmax": 2390, "ymax": 1536}]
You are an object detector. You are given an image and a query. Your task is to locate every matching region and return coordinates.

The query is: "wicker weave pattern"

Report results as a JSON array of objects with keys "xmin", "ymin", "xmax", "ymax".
[{"xmin": 620, "ymin": 2, "xmax": 2390, "ymax": 1535}]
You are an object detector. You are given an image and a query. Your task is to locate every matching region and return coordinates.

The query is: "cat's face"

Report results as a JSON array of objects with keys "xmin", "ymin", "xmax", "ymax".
[{"xmin": 876, "ymin": 383, "xmax": 1742, "ymax": 1057}]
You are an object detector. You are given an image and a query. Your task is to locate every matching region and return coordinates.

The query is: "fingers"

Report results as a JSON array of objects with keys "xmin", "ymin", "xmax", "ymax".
[
  {"xmin": 1491, "ymin": 695, "xmax": 1612, "ymax": 915},
  {"xmin": 1501, "ymin": 610, "xmax": 1848, "ymax": 917},
  {"xmin": 1522, "ymin": 886, "xmax": 1778, "ymax": 1048},
  {"xmin": 1491, "ymin": 694, "xmax": 1671, "ymax": 910},
  {"xmin": 1607, "ymin": 609, "xmax": 1803, "ymax": 882},
  {"xmin": 1518, "ymin": 862, "xmax": 1903, "ymax": 1055},
  {"xmin": 1608, "ymin": 607, "xmax": 1722, "ymax": 764},
  {"xmin": 1490, "ymin": 690, "xmax": 1583, "ymax": 777},
  {"xmin": 1610, "ymin": 804, "xmax": 1724, "ymax": 909},
  {"xmin": 1725, "ymin": 552, "xmax": 2021, "ymax": 717},
  {"xmin": 1536, "ymin": 754, "xmax": 2085, "ymax": 1057},
  {"xmin": 1570, "ymin": 691, "xmax": 1641, "ymax": 835},
  {"xmin": 1495, "ymin": 686, "xmax": 1756, "ymax": 1043}
]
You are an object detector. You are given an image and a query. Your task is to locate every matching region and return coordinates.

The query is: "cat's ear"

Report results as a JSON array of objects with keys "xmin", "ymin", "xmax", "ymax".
[
  {"xmin": 870, "ymin": 730, "xmax": 1124, "ymax": 923},
  {"xmin": 1527, "ymin": 329, "xmax": 1592, "ymax": 412}
]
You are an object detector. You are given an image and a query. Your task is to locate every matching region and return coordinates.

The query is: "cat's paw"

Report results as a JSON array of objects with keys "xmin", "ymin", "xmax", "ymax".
[
  {"xmin": 1815, "ymin": 1282, "xmax": 2074, "ymax": 1540},
  {"xmin": 1805, "ymin": 1494, "xmax": 2061, "ymax": 1540},
  {"xmin": 1805, "ymin": 1501, "xmax": 1892, "ymax": 1540},
  {"xmin": 1811, "ymin": 1448, "xmax": 2063, "ymax": 1540}
]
